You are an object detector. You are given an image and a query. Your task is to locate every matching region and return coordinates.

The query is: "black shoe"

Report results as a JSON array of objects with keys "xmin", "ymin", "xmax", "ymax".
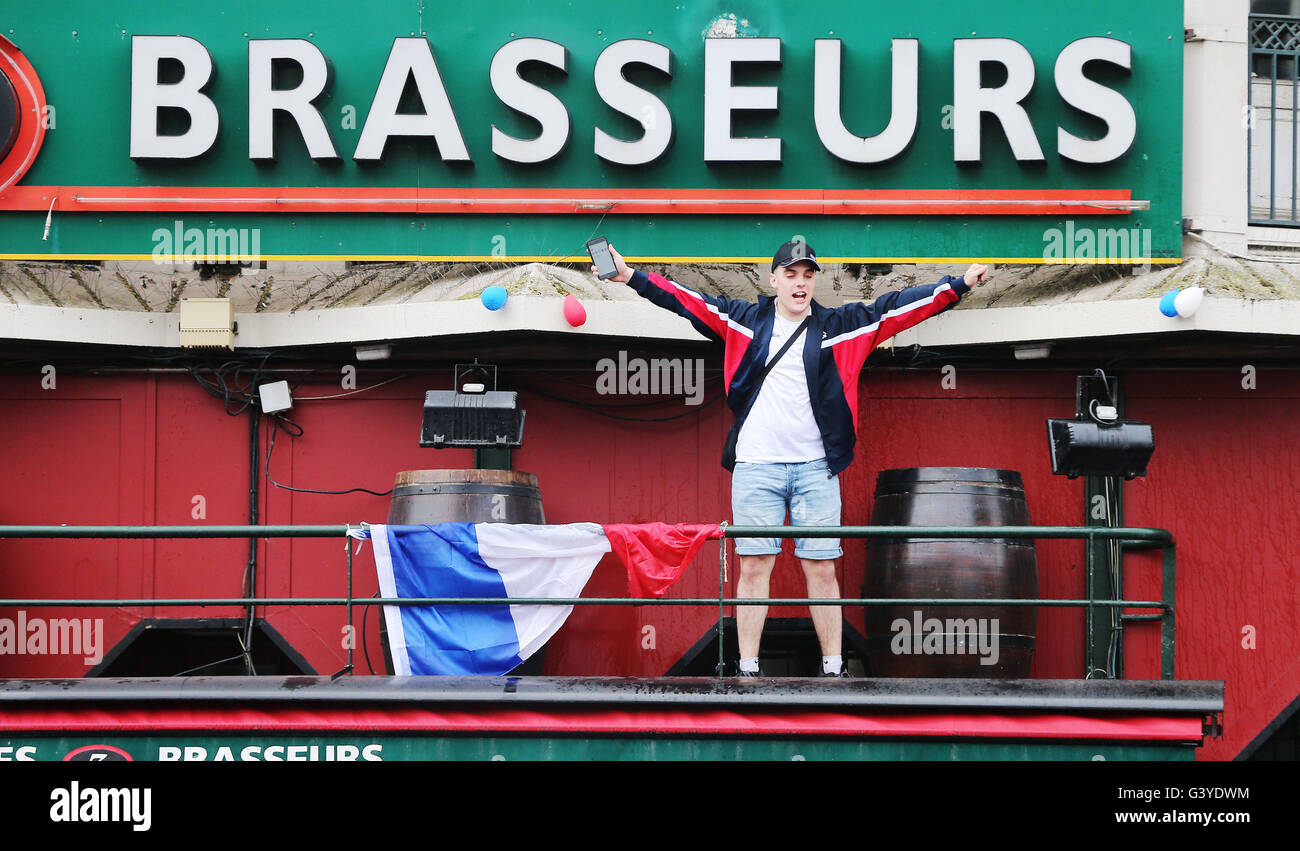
[
  {"xmin": 737, "ymin": 669, "xmax": 760, "ymax": 677},
  {"xmin": 820, "ymin": 668, "xmax": 849, "ymax": 678}
]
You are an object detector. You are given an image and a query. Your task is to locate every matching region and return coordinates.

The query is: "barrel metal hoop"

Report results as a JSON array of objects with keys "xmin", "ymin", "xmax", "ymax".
[
  {"xmin": 392, "ymin": 484, "xmax": 541, "ymax": 498},
  {"xmin": 876, "ymin": 468, "xmax": 1025, "ymax": 487},
  {"xmin": 874, "ymin": 483, "xmax": 1028, "ymax": 498}
]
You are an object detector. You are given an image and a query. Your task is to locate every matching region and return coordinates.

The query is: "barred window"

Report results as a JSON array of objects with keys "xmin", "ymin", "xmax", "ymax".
[{"xmin": 1250, "ymin": 4, "xmax": 1300, "ymax": 224}]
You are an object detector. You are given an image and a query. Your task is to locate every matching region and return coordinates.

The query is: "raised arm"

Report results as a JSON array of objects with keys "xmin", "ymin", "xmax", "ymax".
[
  {"xmin": 831, "ymin": 263, "xmax": 988, "ymax": 349},
  {"xmin": 594, "ymin": 244, "xmax": 756, "ymax": 345}
]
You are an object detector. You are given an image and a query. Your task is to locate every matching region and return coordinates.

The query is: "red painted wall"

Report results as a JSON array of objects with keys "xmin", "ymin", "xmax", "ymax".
[{"xmin": 0, "ymin": 362, "xmax": 1295, "ymax": 760}]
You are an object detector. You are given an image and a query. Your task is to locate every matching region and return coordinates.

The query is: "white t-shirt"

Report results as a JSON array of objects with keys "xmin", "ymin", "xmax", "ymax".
[{"xmin": 735, "ymin": 315, "xmax": 825, "ymax": 463}]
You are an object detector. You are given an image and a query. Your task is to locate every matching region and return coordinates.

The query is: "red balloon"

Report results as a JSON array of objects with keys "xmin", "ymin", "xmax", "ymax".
[{"xmin": 563, "ymin": 293, "xmax": 587, "ymax": 327}]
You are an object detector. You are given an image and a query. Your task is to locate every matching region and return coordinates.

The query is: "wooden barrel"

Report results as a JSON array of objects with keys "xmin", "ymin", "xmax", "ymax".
[
  {"xmin": 863, "ymin": 467, "xmax": 1037, "ymax": 678},
  {"xmin": 387, "ymin": 469, "xmax": 545, "ymax": 525},
  {"xmin": 380, "ymin": 469, "xmax": 546, "ymax": 675}
]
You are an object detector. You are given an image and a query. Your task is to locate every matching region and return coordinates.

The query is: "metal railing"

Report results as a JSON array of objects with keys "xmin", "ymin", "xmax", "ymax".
[
  {"xmin": 0, "ymin": 523, "xmax": 1176, "ymax": 679},
  {"xmin": 1249, "ymin": 14, "xmax": 1300, "ymax": 226}
]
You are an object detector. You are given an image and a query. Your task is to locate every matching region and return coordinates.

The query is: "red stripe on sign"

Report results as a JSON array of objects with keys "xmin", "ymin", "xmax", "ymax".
[
  {"xmin": 0, "ymin": 186, "xmax": 1139, "ymax": 216},
  {"xmin": 0, "ymin": 707, "xmax": 1204, "ymax": 741}
]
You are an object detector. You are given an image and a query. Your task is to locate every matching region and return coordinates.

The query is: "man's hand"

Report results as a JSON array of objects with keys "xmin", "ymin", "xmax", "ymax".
[
  {"xmin": 592, "ymin": 244, "xmax": 634, "ymax": 284},
  {"xmin": 963, "ymin": 263, "xmax": 990, "ymax": 286}
]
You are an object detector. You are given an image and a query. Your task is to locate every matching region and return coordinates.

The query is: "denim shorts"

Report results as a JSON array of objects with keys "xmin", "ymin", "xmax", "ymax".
[{"xmin": 731, "ymin": 459, "xmax": 843, "ymax": 559}]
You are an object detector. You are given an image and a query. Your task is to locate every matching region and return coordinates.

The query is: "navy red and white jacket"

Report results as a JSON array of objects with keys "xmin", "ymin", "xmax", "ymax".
[{"xmin": 626, "ymin": 268, "xmax": 971, "ymax": 475}]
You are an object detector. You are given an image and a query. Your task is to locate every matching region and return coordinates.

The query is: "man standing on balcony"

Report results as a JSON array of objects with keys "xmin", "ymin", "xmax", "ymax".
[{"xmin": 595, "ymin": 240, "xmax": 988, "ymax": 677}]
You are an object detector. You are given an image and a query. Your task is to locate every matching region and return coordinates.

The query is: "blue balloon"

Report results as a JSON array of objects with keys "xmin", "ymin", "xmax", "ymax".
[
  {"xmin": 481, "ymin": 285, "xmax": 508, "ymax": 311},
  {"xmin": 1159, "ymin": 290, "xmax": 1179, "ymax": 317}
]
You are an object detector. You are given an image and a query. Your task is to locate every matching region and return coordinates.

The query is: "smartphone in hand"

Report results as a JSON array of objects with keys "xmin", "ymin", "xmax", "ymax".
[{"xmin": 587, "ymin": 237, "xmax": 618, "ymax": 280}]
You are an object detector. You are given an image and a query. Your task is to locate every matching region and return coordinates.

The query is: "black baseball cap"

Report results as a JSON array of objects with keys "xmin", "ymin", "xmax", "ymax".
[{"xmin": 771, "ymin": 240, "xmax": 822, "ymax": 272}]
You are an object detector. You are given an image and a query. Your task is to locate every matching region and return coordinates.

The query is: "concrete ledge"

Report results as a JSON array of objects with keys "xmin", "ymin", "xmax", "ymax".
[
  {"xmin": 0, "ymin": 296, "xmax": 711, "ymax": 348},
  {"xmin": 3, "ymin": 289, "xmax": 1299, "ymax": 351},
  {"xmin": 893, "ymin": 296, "xmax": 1300, "ymax": 347}
]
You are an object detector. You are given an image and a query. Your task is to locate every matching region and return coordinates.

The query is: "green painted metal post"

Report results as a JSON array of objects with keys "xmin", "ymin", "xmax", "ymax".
[
  {"xmin": 474, "ymin": 447, "xmax": 512, "ymax": 471},
  {"xmin": 1162, "ymin": 540, "xmax": 1177, "ymax": 680},
  {"xmin": 345, "ymin": 532, "xmax": 355, "ymax": 676},
  {"xmin": 717, "ymin": 528, "xmax": 726, "ymax": 678},
  {"xmin": 1081, "ymin": 373, "xmax": 1124, "ymax": 679},
  {"xmin": 1085, "ymin": 527, "xmax": 1096, "ymax": 676}
]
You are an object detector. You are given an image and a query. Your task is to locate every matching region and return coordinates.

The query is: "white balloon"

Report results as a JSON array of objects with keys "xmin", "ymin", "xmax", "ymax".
[{"xmin": 1174, "ymin": 286, "xmax": 1204, "ymax": 318}]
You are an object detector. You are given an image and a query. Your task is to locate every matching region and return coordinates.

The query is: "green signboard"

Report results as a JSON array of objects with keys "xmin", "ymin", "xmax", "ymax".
[{"xmin": 0, "ymin": 0, "xmax": 1182, "ymax": 263}]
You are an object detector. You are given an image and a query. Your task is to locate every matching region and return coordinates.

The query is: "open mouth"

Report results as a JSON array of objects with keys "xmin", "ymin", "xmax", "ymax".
[{"xmin": 792, "ymin": 291, "xmax": 808, "ymax": 305}]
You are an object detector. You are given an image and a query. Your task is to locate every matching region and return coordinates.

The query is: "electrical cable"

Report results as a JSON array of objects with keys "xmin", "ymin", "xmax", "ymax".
[
  {"xmin": 287, "ymin": 367, "xmax": 332, "ymax": 391},
  {"xmin": 1080, "ymin": 370, "xmax": 1124, "ymax": 680},
  {"xmin": 263, "ymin": 414, "xmax": 394, "ymax": 497},
  {"xmin": 294, "ymin": 374, "xmax": 408, "ymax": 400},
  {"xmin": 243, "ymin": 406, "xmax": 260, "ymax": 676},
  {"xmin": 1092, "ymin": 373, "xmax": 1119, "ymax": 677},
  {"xmin": 893, "ymin": 342, "xmax": 990, "ymax": 368},
  {"xmin": 1092, "ymin": 368, "xmax": 1116, "ymax": 407},
  {"xmin": 172, "ymin": 653, "xmax": 247, "ymax": 677},
  {"xmin": 1085, "ymin": 369, "xmax": 1121, "ymax": 679},
  {"xmin": 186, "ymin": 353, "xmax": 271, "ymax": 417},
  {"xmin": 362, "ymin": 592, "xmax": 378, "ymax": 675},
  {"xmin": 188, "ymin": 355, "xmax": 394, "ymax": 494},
  {"xmin": 1104, "ymin": 475, "xmax": 1121, "ymax": 679},
  {"xmin": 186, "ymin": 355, "xmax": 277, "ymax": 676},
  {"xmin": 243, "ymin": 358, "xmax": 272, "ymax": 675}
]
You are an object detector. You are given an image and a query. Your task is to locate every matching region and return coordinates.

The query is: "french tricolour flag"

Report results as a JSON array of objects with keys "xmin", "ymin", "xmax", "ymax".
[{"xmin": 352, "ymin": 522, "xmax": 719, "ymax": 676}]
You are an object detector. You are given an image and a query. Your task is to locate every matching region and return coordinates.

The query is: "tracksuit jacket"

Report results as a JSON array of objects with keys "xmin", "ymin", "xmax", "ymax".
[{"xmin": 626, "ymin": 268, "xmax": 972, "ymax": 475}]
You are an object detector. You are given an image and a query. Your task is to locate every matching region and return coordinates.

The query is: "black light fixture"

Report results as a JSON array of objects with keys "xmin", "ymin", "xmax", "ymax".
[
  {"xmin": 420, "ymin": 362, "xmax": 525, "ymax": 449},
  {"xmin": 1047, "ymin": 371, "xmax": 1154, "ymax": 480}
]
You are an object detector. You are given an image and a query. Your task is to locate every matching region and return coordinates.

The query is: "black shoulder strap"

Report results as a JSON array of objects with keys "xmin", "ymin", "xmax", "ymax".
[{"xmin": 753, "ymin": 315, "xmax": 810, "ymax": 391}]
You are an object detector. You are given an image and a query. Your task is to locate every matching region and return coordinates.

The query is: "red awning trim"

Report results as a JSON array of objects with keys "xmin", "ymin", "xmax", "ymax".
[{"xmin": 0, "ymin": 706, "xmax": 1204, "ymax": 741}]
